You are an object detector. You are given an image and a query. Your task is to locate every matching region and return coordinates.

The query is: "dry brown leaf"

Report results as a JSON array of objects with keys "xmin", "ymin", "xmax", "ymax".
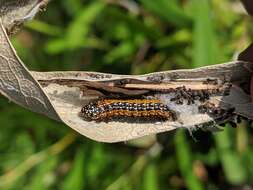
[
  {"xmin": 0, "ymin": 0, "xmax": 49, "ymax": 34},
  {"xmin": 0, "ymin": 21, "xmax": 60, "ymax": 120},
  {"xmin": 0, "ymin": 16, "xmax": 253, "ymax": 142}
]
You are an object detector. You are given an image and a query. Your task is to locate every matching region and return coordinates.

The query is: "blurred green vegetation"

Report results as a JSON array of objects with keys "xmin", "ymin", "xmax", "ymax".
[{"xmin": 0, "ymin": 0, "xmax": 253, "ymax": 189}]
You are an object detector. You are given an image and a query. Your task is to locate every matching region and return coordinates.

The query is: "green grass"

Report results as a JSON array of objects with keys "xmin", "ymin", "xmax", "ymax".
[{"xmin": 1, "ymin": 0, "xmax": 253, "ymax": 189}]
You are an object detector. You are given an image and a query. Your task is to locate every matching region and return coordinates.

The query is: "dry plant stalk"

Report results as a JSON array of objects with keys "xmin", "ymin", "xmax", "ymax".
[{"xmin": 0, "ymin": 0, "xmax": 252, "ymax": 142}]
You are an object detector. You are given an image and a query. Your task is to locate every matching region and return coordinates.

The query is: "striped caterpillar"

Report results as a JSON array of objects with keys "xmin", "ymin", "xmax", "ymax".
[{"xmin": 80, "ymin": 99, "xmax": 177, "ymax": 122}]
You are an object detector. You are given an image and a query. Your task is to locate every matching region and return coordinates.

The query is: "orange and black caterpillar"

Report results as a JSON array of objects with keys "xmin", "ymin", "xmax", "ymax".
[{"xmin": 80, "ymin": 99, "xmax": 177, "ymax": 122}]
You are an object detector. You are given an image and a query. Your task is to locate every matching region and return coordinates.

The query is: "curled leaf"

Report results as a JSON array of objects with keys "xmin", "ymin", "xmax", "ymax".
[
  {"xmin": 0, "ymin": 20, "xmax": 253, "ymax": 142},
  {"xmin": 0, "ymin": 21, "xmax": 60, "ymax": 120}
]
